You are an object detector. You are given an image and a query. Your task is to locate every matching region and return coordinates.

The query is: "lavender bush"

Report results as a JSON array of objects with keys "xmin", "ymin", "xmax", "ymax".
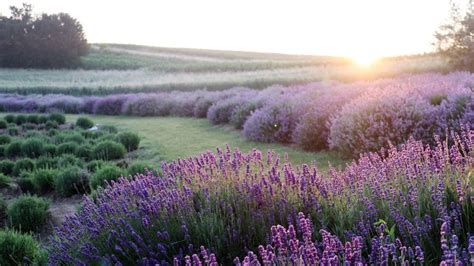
[
  {"xmin": 48, "ymin": 129, "xmax": 473, "ymax": 264},
  {"xmin": 1, "ymin": 72, "xmax": 472, "ymax": 157}
]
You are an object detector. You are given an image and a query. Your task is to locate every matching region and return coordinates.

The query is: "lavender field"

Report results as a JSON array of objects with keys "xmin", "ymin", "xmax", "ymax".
[{"xmin": 0, "ymin": 1, "xmax": 474, "ymax": 264}]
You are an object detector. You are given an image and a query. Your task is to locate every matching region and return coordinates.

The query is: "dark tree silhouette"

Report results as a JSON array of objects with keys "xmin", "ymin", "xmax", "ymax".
[
  {"xmin": 0, "ymin": 3, "xmax": 88, "ymax": 68},
  {"xmin": 435, "ymin": 0, "xmax": 474, "ymax": 71}
]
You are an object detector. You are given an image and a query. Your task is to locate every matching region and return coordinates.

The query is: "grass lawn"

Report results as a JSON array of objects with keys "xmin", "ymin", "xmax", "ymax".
[{"xmin": 64, "ymin": 115, "xmax": 348, "ymax": 171}]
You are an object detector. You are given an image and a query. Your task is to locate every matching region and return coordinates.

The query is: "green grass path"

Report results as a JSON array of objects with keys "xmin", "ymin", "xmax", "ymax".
[{"xmin": 65, "ymin": 115, "xmax": 347, "ymax": 170}]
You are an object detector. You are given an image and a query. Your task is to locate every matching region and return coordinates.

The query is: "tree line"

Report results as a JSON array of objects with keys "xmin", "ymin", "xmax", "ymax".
[{"xmin": 0, "ymin": 3, "xmax": 88, "ymax": 68}]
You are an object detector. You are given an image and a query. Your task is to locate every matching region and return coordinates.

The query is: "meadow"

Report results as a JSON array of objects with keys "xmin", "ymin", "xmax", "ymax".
[{"xmin": 0, "ymin": 44, "xmax": 447, "ymax": 95}]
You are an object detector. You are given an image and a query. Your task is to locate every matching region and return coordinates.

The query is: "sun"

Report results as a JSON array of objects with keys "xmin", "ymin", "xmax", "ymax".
[{"xmin": 351, "ymin": 54, "xmax": 379, "ymax": 67}]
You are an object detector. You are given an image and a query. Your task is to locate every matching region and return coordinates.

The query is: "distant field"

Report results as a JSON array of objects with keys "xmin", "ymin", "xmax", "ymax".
[
  {"xmin": 0, "ymin": 44, "xmax": 447, "ymax": 95},
  {"xmin": 61, "ymin": 114, "xmax": 347, "ymax": 170}
]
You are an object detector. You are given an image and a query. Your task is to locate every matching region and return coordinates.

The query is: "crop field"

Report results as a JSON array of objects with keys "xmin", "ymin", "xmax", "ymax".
[{"xmin": 0, "ymin": 44, "xmax": 447, "ymax": 95}]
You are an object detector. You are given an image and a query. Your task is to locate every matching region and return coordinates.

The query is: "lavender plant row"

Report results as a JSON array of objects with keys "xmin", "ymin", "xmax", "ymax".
[
  {"xmin": 1, "ymin": 72, "xmax": 472, "ymax": 157},
  {"xmin": 48, "ymin": 128, "xmax": 473, "ymax": 264}
]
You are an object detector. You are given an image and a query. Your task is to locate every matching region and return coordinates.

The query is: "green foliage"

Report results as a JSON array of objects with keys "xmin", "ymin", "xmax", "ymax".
[
  {"xmin": 15, "ymin": 115, "xmax": 27, "ymax": 125},
  {"xmin": 5, "ymin": 141, "xmax": 23, "ymax": 158},
  {"xmin": 54, "ymin": 166, "xmax": 89, "ymax": 197},
  {"xmin": 90, "ymin": 165, "xmax": 124, "ymax": 189},
  {"xmin": 0, "ymin": 119, "xmax": 7, "ymax": 129},
  {"xmin": 48, "ymin": 113, "xmax": 66, "ymax": 125},
  {"xmin": 86, "ymin": 160, "xmax": 104, "ymax": 173},
  {"xmin": 93, "ymin": 140, "xmax": 126, "ymax": 161},
  {"xmin": 99, "ymin": 125, "xmax": 118, "ymax": 134},
  {"xmin": 0, "ymin": 3, "xmax": 88, "ymax": 69},
  {"xmin": 32, "ymin": 169, "xmax": 56, "ymax": 193},
  {"xmin": 35, "ymin": 156, "xmax": 57, "ymax": 169},
  {"xmin": 26, "ymin": 115, "xmax": 40, "ymax": 124},
  {"xmin": 7, "ymin": 126, "xmax": 19, "ymax": 136},
  {"xmin": 45, "ymin": 120, "xmax": 58, "ymax": 130},
  {"xmin": 4, "ymin": 114, "xmax": 15, "ymax": 123},
  {"xmin": 38, "ymin": 115, "xmax": 48, "ymax": 124},
  {"xmin": 115, "ymin": 132, "xmax": 140, "ymax": 152},
  {"xmin": 76, "ymin": 117, "xmax": 94, "ymax": 129},
  {"xmin": 0, "ymin": 229, "xmax": 45, "ymax": 265},
  {"xmin": 7, "ymin": 195, "xmax": 49, "ymax": 232},
  {"xmin": 0, "ymin": 160, "xmax": 14, "ymax": 175},
  {"xmin": 435, "ymin": 2, "xmax": 474, "ymax": 70},
  {"xmin": 57, "ymin": 141, "xmax": 78, "ymax": 155},
  {"xmin": 76, "ymin": 145, "xmax": 92, "ymax": 161},
  {"xmin": 0, "ymin": 145, "xmax": 4, "ymax": 157},
  {"xmin": 57, "ymin": 154, "xmax": 82, "ymax": 168},
  {"xmin": 12, "ymin": 159, "xmax": 35, "ymax": 176},
  {"xmin": 0, "ymin": 173, "xmax": 11, "ymax": 188},
  {"xmin": 21, "ymin": 138, "xmax": 44, "ymax": 158},
  {"xmin": 0, "ymin": 197, "xmax": 6, "ymax": 220},
  {"xmin": 430, "ymin": 94, "xmax": 448, "ymax": 106},
  {"xmin": 17, "ymin": 176, "xmax": 35, "ymax": 193},
  {"xmin": 43, "ymin": 144, "xmax": 57, "ymax": 156},
  {"xmin": 64, "ymin": 133, "xmax": 86, "ymax": 144},
  {"xmin": 127, "ymin": 161, "xmax": 155, "ymax": 177}
]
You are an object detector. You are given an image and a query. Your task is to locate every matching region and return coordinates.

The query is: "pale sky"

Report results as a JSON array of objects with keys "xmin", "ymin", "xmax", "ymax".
[{"xmin": 1, "ymin": 0, "xmax": 455, "ymax": 59}]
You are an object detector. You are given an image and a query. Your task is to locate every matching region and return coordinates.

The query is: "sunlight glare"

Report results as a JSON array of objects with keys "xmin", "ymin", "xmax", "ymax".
[{"xmin": 352, "ymin": 54, "xmax": 379, "ymax": 67}]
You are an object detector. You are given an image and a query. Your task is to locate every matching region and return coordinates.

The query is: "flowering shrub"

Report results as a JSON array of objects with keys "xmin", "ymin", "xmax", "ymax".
[
  {"xmin": 49, "ymin": 129, "xmax": 473, "ymax": 264},
  {"xmin": 0, "ymin": 72, "xmax": 472, "ymax": 157},
  {"xmin": 243, "ymin": 102, "xmax": 298, "ymax": 143}
]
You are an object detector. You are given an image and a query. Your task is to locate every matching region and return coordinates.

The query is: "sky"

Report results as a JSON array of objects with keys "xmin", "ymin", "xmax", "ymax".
[{"xmin": 1, "ymin": 0, "xmax": 455, "ymax": 60}]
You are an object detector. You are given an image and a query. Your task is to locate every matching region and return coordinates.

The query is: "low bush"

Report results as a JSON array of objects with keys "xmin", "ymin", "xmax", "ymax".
[
  {"xmin": 45, "ymin": 120, "xmax": 58, "ymax": 130},
  {"xmin": 0, "ymin": 197, "xmax": 6, "ymax": 220},
  {"xmin": 57, "ymin": 141, "xmax": 79, "ymax": 155},
  {"xmin": 26, "ymin": 115, "xmax": 40, "ymax": 124},
  {"xmin": 12, "ymin": 159, "xmax": 35, "ymax": 176},
  {"xmin": 17, "ymin": 176, "xmax": 35, "ymax": 193},
  {"xmin": 32, "ymin": 169, "xmax": 56, "ymax": 193},
  {"xmin": 243, "ymin": 103, "xmax": 298, "ymax": 143},
  {"xmin": 21, "ymin": 138, "xmax": 44, "ymax": 158},
  {"xmin": 0, "ymin": 145, "xmax": 4, "ymax": 157},
  {"xmin": 93, "ymin": 141, "xmax": 126, "ymax": 161},
  {"xmin": 43, "ymin": 144, "xmax": 57, "ymax": 156},
  {"xmin": 4, "ymin": 114, "xmax": 15, "ymax": 123},
  {"xmin": 127, "ymin": 161, "xmax": 155, "ymax": 177},
  {"xmin": 0, "ymin": 229, "xmax": 46, "ymax": 265},
  {"xmin": 48, "ymin": 113, "xmax": 66, "ymax": 125},
  {"xmin": 5, "ymin": 141, "xmax": 22, "ymax": 158},
  {"xmin": 230, "ymin": 102, "xmax": 258, "ymax": 129},
  {"xmin": 15, "ymin": 115, "xmax": 27, "ymax": 125},
  {"xmin": 64, "ymin": 133, "xmax": 86, "ymax": 144},
  {"xmin": 86, "ymin": 160, "xmax": 105, "ymax": 173},
  {"xmin": 0, "ymin": 173, "xmax": 11, "ymax": 188},
  {"xmin": 54, "ymin": 166, "xmax": 89, "ymax": 197},
  {"xmin": 76, "ymin": 145, "xmax": 93, "ymax": 160},
  {"xmin": 0, "ymin": 160, "xmax": 14, "ymax": 175},
  {"xmin": 0, "ymin": 119, "xmax": 7, "ymax": 129},
  {"xmin": 57, "ymin": 154, "xmax": 82, "ymax": 168},
  {"xmin": 76, "ymin": 117, "xmax": 94, "ymax": 129},
  {"xmin": 90, "ymin": 165, "xmax": 124, "ymax": 189},
  {"xmin": 99, "ymin": 125, "xmax": 118, "ymax": 134},
  {"xmin": 35, "ymin": 156, "xmax": 57, "ymax": 169},
  {"xmin": 329, "ymin": 92, "xmax": 433, "ymax": 157},
  {"xmin": 7, "ymin": 195, "xmax": 49, "ymax": 232},
  {"xmin": 7, "ymin": 126, "xmax": 19, "ymax": 136},
  {"xmin": 115, "ymin": 132, "xmax": 140, "ymax": 152},
  {"xmin": 38, "ymin": 115, "xmax": 48, "ymax": 124}
]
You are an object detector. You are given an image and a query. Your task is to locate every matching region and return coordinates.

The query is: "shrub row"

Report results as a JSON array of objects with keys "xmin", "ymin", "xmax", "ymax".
[
  {"xmin": 1, "ymin": 72, "xmax": 472, "ymax": 156},
  {"xmin": 48, "ymin": 129, "xmax": 473, "ymax": 264}
]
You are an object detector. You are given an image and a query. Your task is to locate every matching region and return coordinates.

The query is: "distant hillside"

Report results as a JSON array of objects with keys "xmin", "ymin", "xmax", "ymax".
[{"xmin": 0, "ymin": 43, "xmax": 448, "ymax": 95}]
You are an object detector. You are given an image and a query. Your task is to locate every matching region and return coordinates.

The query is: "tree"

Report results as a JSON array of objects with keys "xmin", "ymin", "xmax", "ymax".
[
  {"xmin": 435, "ymin": 0, "xmax": 474, "ymax": 71},
  {"xmin": 0, "ymin": 3, "xmax": 88, "ymax": 68}
]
